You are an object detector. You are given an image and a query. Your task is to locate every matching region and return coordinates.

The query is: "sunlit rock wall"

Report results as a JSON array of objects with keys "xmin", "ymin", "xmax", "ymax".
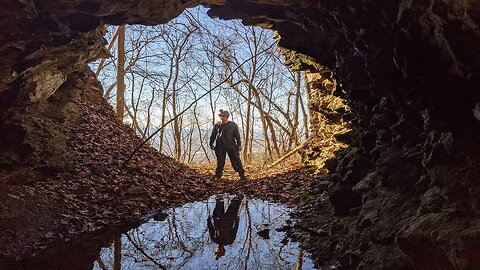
[
  {"xmin": 1, "ymin": 0, "xmax": 480, "ymax": 269},
  {"xmin": 301, "ymin": 69, "xmax": 350, "ymax": 174},
  {"xmin": 280, "ymin": 47, "xmax": 351, "ymax": 173}
]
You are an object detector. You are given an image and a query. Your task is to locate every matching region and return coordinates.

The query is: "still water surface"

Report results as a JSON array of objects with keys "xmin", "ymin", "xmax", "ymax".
[{"xmin": 93, "ymin": 195, "xmax": 319, "ymax": 270}]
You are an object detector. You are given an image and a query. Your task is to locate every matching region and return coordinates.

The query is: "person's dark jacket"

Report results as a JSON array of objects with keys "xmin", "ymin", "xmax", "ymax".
[
  {"xmin": 207, "ymin": 214, "xmax": 239, "ymax": 245},
  {"xmin": 207, "ymin": 198, "xmax": 241, "ymax": 245},
  {"xmin": 209, "ymin": 121, "xmax": 241, "ymax": 148}
]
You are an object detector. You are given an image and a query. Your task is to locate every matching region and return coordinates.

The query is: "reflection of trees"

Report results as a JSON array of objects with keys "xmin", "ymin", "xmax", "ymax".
[
  {"xmin": 168, "ymin": 208, "xmax": 194, "ymax": 268},
  {"xmin": 241, "ymin": 199, "xmax": 252, "ymax": 270},
  {"xmin": 113, "ymin": 237, "xmax": 121, "ymax": 270},
  {"xmin": 93, "ymin": 197, "xmax": 311, "ymax": 270},
  {"xmin": 236, "ymin": 199, "xmax": 306, "ymax": 270},
  {"xmin": 171, "ymin": 209, "xmax": 194, "ymax": 257},
  {"xmin": 118, "ymin": 202, "xmax": 210, "ymax": 269},
  {"xmin": 95, "ymin": 236, "xmax": 122, "ymax": 270},
  {"xmin": 96, "ymin": 256, "xmax": 108, "ymax": 270},
  {"xmin": 296, "ymin": 248, "xmax": 304, "ymax": 270},
  {"xmin": 124, "ymin": 233, "xmax": 167, "ymax": 269}
]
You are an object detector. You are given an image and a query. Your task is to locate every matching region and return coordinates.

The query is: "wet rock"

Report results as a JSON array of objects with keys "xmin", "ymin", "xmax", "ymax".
[
  {"xmin": 341, "ymin": 169, "xmax": 362, "ymax": 186},
  {"xmin": 422, "ymin": 142, "xmax": 451, "ymax": 167},
  {"xmin": 419, "ymin": 187, "xmax": 446, "ymax": 213},
  {"xmin": 348, "ymin": 206, "xmax": 361, "ymax": 215},
  {"xmin": 360, "ymin": 131, "xmax": 376, "ymax": 150},
  {"xmin": 257, "ymin": 228, "xmax": 270, "ymax": 239},
  {"xmin": 317, "ymin": 180, "xmax": 332, "ymax": 192},
  {"xmin": 381, "ymin": 162, "xmax": 422, "ymax": 191},
  {"xmin": 334, "ymin": 131, "xmax": 352, "ymax": 144},
  {"xmin": 439, "ymin": 132, "xmax": 454, "ymax": 154},
  {"xmin": 329, "ymin": 187, "xmax": 362, "ymax": 215},
  {"xmin": 396, "ymin": 214, "xmax": 480, "ymax": 270},
  {"xmin": 359, "ymin": 240, "xmax": 369, "ymax": 252},
  {"xmin": 376, "ymin": 129, "xmax": 391, "ymax": 143},
  {"xmin": 370, "ymin": 113, "xmax": 396, "ymax": 129},
  {"xmin": 391, "ymin": 119, "xmax": 417, "ymax": 145},
  {"xmin": 352, "ymin": 172, "xmax": 381, "ymax": 193},
  {"xmin": 356, "ymin": 244, "xmax": 413, "ymax": 270},
  {"xmin": 338, "ymin": 249, "xmax": 361, "ymax": 269},
  {"xmin": 324, "ymin": 157, "xmax": 338, "ymax": 172},
  {"xmin": 415, "ymin": 175, "xmax": 430, "ymax": 194},
  {"xmin": 316, "ymin": 228, "xmax": 329, "ymax": 236}
]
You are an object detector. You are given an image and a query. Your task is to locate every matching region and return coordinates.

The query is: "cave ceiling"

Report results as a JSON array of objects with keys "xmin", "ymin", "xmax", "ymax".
[{"xmin": 1, "ymin": 0, "xmax": 478, "ymax": 109}]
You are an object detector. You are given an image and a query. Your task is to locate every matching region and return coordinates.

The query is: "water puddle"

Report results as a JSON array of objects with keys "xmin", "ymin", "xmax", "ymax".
[{"xmin": 93, "ymin": 195, "xmax": 320, "ymax": 270}]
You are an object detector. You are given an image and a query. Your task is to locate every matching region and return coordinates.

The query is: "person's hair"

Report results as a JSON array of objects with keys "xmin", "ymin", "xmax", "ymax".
[{"xmin": 219, "ymin": 109, "xmax": 230, "ymax": 117}]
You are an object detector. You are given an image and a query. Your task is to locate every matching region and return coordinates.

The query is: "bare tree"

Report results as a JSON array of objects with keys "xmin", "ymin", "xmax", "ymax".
[{"xmin": 116, "ymin": 25, "xmax": 126, "ymax": 120}]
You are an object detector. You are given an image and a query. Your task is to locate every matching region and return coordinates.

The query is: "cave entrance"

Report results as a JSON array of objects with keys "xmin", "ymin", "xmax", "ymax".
[{"xmin": 91, "ymin": 6, "xmax": 321, "ymax": 175}]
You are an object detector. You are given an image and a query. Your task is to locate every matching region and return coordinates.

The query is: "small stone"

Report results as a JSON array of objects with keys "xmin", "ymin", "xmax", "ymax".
[
  {"xmin": 316, "ymin": 229, "xmax": 329, "ymax": 236},
  {"xmin": 318, "ymin": 181, "xmax": 331, "ymax": 191},
  {"xmin": 153, "ymin": 212, "xmax": 168, "ymax": 221},
  {"xmin": 126, "ymin": 186, "xmax": 147, "ymax": 195}
]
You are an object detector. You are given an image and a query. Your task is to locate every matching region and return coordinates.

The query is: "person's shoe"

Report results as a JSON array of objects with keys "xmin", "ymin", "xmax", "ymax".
[
  {"xmin": 239, "ymin": 174, "xmax": 248, "ymax": 181},
  {"xmin": 213, "ymin": 175, "xmax": 222, "ymax": 181}
]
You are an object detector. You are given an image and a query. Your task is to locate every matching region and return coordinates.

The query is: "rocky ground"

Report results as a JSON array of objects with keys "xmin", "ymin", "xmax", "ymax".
[{"xmin": 0, "ymin": 85, "xmax": 347, "ymax": 269}]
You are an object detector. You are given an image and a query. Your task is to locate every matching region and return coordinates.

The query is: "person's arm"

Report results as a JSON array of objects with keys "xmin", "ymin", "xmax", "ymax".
[
  {"xmin": 233, "ymin": 123, "xmax": 241, "ymax": 148},
  {"xmin": 207, "ymin": 216, "xmax": 216, "ymax": 241},
  {"xmin": 210, "ymin": 124, "xmax": 218, "ymax": 148},
  {"xmin": 232, "ymin": 217, "xmax": 240, "ymax": 239}
]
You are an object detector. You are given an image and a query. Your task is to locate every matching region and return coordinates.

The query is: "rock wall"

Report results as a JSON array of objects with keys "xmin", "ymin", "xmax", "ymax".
[{"xmin": 1, "ymin": 0, "xmax": 480, "ymax": 269}]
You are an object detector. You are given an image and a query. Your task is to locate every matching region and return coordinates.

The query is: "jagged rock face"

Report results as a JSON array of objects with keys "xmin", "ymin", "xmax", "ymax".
[{"xmin": 1, "ymin": 0, "xmax": 480, "ymax": 269}]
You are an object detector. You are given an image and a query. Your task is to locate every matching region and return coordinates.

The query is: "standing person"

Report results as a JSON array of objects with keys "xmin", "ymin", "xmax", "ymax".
[{"xmin": 209, "ymin": 110, "xmax": 248, "ymax": 180}]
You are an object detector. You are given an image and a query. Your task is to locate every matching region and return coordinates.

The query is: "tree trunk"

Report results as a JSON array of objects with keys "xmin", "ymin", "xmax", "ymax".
[
  {"xmin": 293, "ymin": 71, "xmax": 301, "ymax": 146},
  {"xmin": 172, "ymin": 54, "xmax": 182, "ymax": 161},
  {"xmin": 243, "ymin": 84, "xmax": 252, "ymax": 163},
  {"xmin": 301, "ymin": 71, "xmax": 310, "ymax": 140},
  {"xmin": 159, "ymin": 53, "xmax": 175, "ymax": 153},
  {"xmin": 116, "ymin": 25, "xmax": 126, "ymax": 121},
  {"xmin": 252, "ymin": 84, "xmax": 272, "ymax": 162},
  {"xmin": 265, "ymin": 115, "xmax": 281, "ymax": 158}
]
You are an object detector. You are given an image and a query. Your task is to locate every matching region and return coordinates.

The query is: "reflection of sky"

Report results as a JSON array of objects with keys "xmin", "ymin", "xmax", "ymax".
[{"xmin": 94, "ymin": 195, "xmax": 317, "ymax": 270}]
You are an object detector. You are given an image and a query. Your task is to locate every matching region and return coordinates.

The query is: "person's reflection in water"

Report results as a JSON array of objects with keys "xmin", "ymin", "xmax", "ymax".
[{"xmin": 207, "ymin": 195, "xmax": 243, "ymax": 260}]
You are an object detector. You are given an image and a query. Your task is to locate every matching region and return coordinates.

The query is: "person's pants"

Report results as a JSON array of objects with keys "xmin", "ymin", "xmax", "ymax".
[{"xmin": 214, "ymin": 144, "xmax": 245, "ymax": 177}]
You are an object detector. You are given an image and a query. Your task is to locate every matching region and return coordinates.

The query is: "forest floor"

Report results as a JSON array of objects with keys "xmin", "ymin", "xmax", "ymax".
[{"xmin": 0, "ymin": 93, "xmax": 345, "ymax": 269}]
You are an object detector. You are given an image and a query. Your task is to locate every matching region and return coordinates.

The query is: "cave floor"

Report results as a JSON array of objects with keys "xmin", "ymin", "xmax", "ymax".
[
  {"xmin": 0, "ymin": 166, "xmax": 342, "ymax": 270},
  {"xmin": 0, "ymin": 93, "xmax": 345, "ymax": 269}
]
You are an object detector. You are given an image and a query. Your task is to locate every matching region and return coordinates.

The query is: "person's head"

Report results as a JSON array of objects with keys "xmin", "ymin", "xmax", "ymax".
[
  {"xmin": 218, "ymin": 110, "xmax": 230, "ymax": 123},
  {"xmin": 214, "ymin": 244, "xmax": 225, "ymax": 260}
]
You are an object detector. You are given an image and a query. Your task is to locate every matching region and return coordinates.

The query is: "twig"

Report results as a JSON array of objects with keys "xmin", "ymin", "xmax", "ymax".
[
  {"xmin": 267, "ymin": 138, "xmax": 312, "ymax": 169},
  {"xmin": 122, "ymin": 42, "xmax": 277, "ymax": 167}
]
